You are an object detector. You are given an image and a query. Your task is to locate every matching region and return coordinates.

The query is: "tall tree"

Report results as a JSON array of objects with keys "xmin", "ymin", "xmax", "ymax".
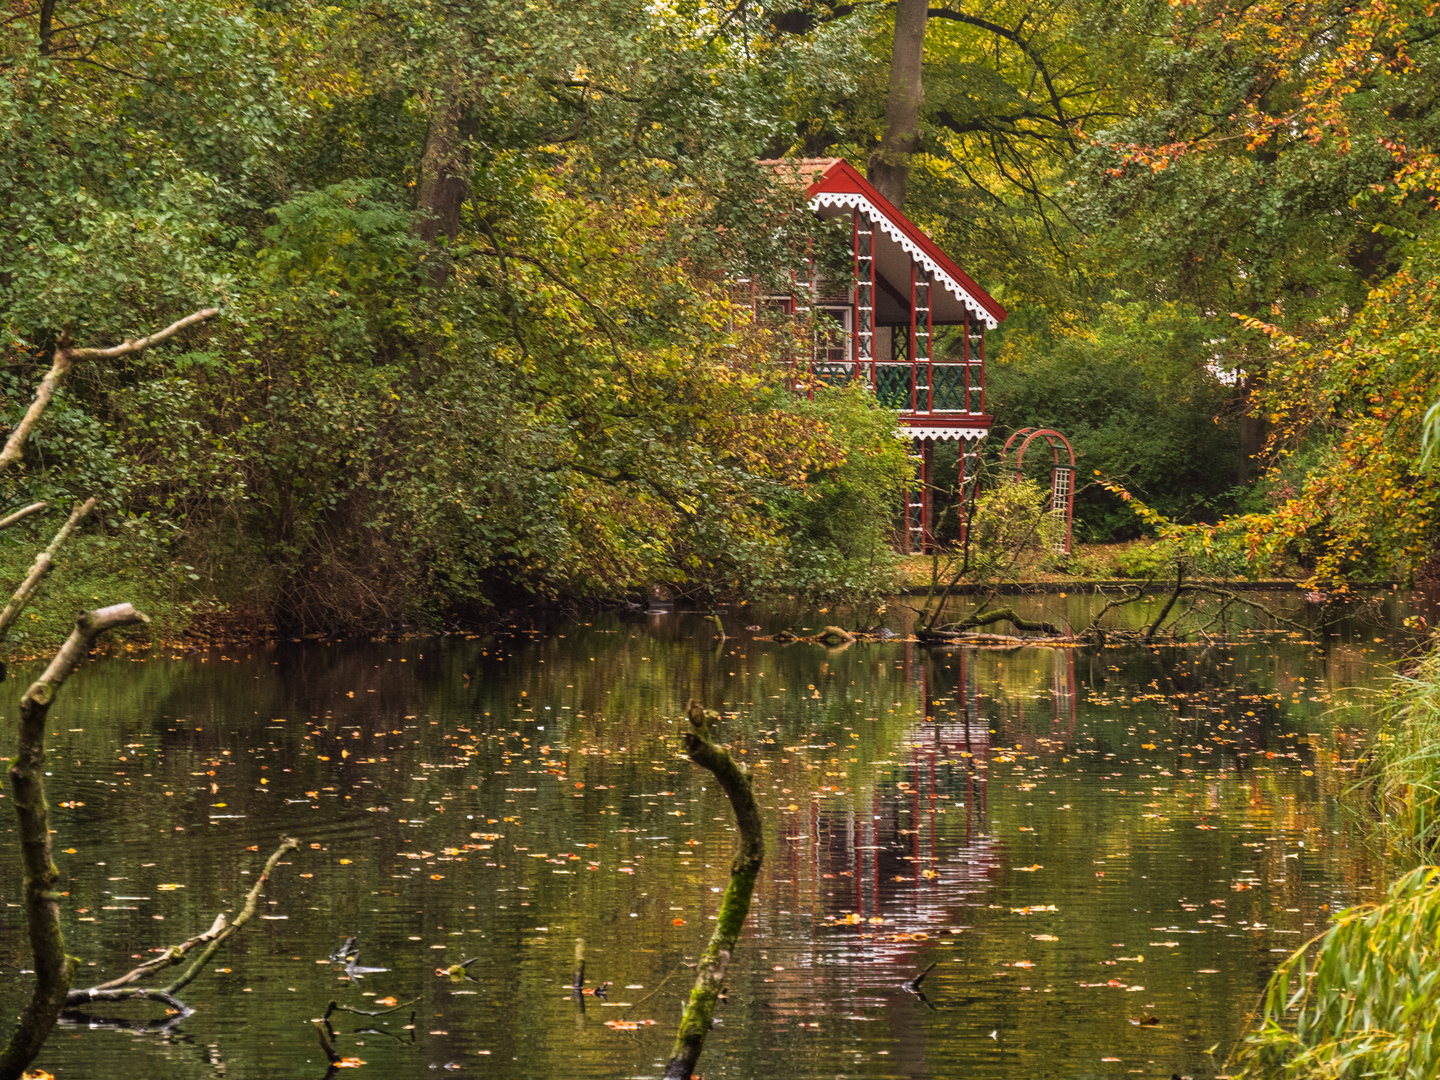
[{"xmin": 869, "ymin": 0, "xmax": 929, "ymax": 209}]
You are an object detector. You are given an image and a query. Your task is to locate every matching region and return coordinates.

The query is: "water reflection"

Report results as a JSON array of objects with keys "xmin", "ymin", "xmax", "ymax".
[{"xmin": 0, "ymin": 596, "xmax": 1403, "ymax": 1078}]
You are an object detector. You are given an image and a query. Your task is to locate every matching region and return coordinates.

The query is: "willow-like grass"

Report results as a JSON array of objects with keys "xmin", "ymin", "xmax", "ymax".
[
  {"xmin": 1231, "ymin": 866, "xmax": 1440, "ymax": 1079},
  {"xmin": 1362, "ymin": 647, "xmax": 1440, "ymax": 861},
  {"xmin": 1231, "ymin": 651, "xmax": 1440, "ymax": 1078}
]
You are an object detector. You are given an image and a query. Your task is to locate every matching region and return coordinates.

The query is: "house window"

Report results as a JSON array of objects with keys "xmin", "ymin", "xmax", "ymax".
[{"xmin": 813, "ymin": 306, "xmax": 852, "ymax": 367}]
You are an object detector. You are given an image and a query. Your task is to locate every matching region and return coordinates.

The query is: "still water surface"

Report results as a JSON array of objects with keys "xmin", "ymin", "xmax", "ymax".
[{"xmin": 0, "ymin": 595, "xmax": 1412, "ymax": 1079}]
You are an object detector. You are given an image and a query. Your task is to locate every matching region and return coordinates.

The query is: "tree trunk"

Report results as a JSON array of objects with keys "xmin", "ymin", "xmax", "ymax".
[
  {"xmin": 415, "ymin": 80, "xmax": 475, "ymax": 289},
  {"xmin": 0, "ymin": 603, "xmax": 148, "ymax": 1080},
  {"xmin": 868, "ymin": 0, "xmax": 929, "ymax": 210},
  {"xmin": 663, "ymin": 701, "xmax": 764, "ymax": 1080}
]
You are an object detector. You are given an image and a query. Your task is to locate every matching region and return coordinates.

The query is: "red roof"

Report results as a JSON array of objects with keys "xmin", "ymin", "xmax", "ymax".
[{"xmin": 804, "ymin": 159, "xmax": 1007, "ymax": 325}]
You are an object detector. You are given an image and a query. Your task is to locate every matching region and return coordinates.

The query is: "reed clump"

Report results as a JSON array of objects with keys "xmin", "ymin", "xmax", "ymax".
[
  {"xmin": 1362, "ymin": 647, "xmax": 1440, "ymax": 860},
  {"xmin": 1231, "ymin": 865, "xmax": 1440, "ymax": 1078},
  {"xmin": 1232, "ymin": 650, "xmax": 1440, "ymax": 1077}
]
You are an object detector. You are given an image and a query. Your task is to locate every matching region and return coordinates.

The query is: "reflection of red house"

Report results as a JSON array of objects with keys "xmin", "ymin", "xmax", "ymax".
[{"xmin": 760, "ymin": 159, "xmax": 1009, "ymax": 551}]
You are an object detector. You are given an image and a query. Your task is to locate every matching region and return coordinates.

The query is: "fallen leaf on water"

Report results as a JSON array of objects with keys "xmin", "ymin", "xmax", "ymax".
[
  {"xmin": 21, "ymin": 1071, "xmax": 55, "ymax": 1079},
  {"xmin": 672, "ymin": 918, "xmax": 685, "ymax": 926},
  {"xmin": 1015, "ymin": 865, "xmax": 1043, "ymax": 872},
  {"xmin": 334, "ymin": 1057, "xmax": 365, "ymax": 1068},
  {"xmin": 375, "ymin": 997, "xmax": 398, "ymax": 1007},
  {"xmin": 604, "ymin": 1019, "xmax": 657, "ymax": 1030},
  {"xmin": 157, "ymin": 884, "xmax": 184, "ymax": 891},
  {"xmin": 1032, "ymin": 934, "xmax": 1059, "ymax": 942}
]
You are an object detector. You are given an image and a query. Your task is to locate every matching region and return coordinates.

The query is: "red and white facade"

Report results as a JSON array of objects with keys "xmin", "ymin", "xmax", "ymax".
[{"xmin": 765, "ymin": 159, "xmax": 1008, "ymax": 552}]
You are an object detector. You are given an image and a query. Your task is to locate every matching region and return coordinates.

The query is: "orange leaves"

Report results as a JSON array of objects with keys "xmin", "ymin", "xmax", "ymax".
[
  {"xmin": 604, "ymin": 1019, "xmax": 657, "ymax": 1031},
  {"xmin": 334, "ymin": 1058, "xmax": 366, "ymax": 1068}
]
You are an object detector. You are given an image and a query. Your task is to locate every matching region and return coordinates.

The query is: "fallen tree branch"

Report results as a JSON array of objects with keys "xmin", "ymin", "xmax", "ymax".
[
  {"xmin": 923, "ymin": 606, "xmax": 1064, "ymax": 640},
  {"xmin": 0, "ymin": 310, "xmax": 218, "ymax": 474},
  {"xmin": 65, "ymin": 836, "xmax": 298, "ymax": 1009},
  {"xmin": 0, "ymin": 602, "xmax": 149, "ymax": 1080},
  {"xmin": 84, "ymin": 912, "xmax": 226, "ymax": 992},
  {"xmin": 0, "ymin": 503, "xmax": 47, "ymax": 532},
  {"xmin": 1144, "ymin": 562, "xmax": 1186, "ymax": 643},
  {"xmin": 664, "ymin": 701, "xmax": 763, "ymax": 1080}
]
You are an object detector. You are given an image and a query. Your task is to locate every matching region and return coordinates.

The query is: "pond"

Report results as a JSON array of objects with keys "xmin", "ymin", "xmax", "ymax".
[{"xmin": 0, "ymin": 592, "xmax": 1415, "ymax": 1079}]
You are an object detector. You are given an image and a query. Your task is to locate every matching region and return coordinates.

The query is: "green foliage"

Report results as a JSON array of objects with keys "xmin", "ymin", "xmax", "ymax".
[
  {"xmin": 1356, "ymin": 647, "xmax": 1440, "ymax": 863},
  {"xmin": 1233, "ymin": 864, "xmax": 1440, "ymax": 1079},
  {"xmin": 965, "ymin": 478, "xmax": 1061, "ymax": 581},
  {"xmin": 762, "ymin": 383, "xmax": 910, "ymax": 604},
  {"xmin": 986, "ymin": 300, "xmax": 1243, "ymax": 541}
]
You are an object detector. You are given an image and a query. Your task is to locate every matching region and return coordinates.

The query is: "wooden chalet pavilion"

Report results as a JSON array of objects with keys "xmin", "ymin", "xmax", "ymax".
[{"xmin": 758, "ymin": 158, "xmax": 1007, "ymax": 552}]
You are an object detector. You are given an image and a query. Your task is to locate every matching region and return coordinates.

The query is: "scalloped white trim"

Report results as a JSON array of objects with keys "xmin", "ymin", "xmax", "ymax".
[
  {"xmin": 810, "ymin": 191, "xmax": 999, "ymax": 329},
  {"xmin": 894, "ymin": 426, "xmax": 990, "ymax": 442}
]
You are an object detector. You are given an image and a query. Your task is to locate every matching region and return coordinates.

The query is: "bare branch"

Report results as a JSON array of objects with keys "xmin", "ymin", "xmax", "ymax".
[
  {"xmin": 0, "ymin": 602, "xmax": 150, "ymax": 1078},
  {"xmin": 0, "ymin": 309, "xmax": 219, "ymax": 474},
  {"xmin": 65, "ymin": 837, "xmax": 298, "ymax": 1010},
  {"xmin": 65, "ymin": 308, "xmax": 219, "ymax": 361},
  {"xmin": 0, "ymin": 499, "xmax": 97, "ymax": 650},
  {"xmin": 0, "ymin": 503, "xmax": 47, "ymax": 532}
]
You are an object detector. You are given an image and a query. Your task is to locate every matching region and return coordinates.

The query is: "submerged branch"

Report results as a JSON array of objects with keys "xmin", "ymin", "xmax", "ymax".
[{"xmin": 65, "ymin": 837, "xmax": 298, "ymax": 1010}]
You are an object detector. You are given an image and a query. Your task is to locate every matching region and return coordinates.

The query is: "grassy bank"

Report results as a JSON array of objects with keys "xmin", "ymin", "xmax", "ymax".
[
  {"xmin": 0, "ymin": 522, "xmax": 191, "ymax": 659},
  {"xmin": 1229, "ymin": 646, "xmax": 1440, "ymax": 1078}
]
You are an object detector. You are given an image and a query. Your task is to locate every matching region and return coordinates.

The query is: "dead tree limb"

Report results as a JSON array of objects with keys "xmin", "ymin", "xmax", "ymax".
[
  {"xmin": 1081, "ymin": 584, "xmax": 1145, "ymax": 644},
  {"xmin": 923, "ymin": 607, "xmax": 1064, "ymax": 640},
  {"xmin": 1144, "ymin": 562, "xmax": 1186, "ymax": 643},
  {"xmin": 65, "ymin": 836, "xmax": 299, "ymax": 1010},
  {"xmin": 0, "ymin": 603, "xmax": 148, "ymax": 1080},
  {"xmin": 0, "ymin": 498, "xmax": 96, "ymax": 651},
  {"xmin": 0, "ymin": 503, "xmax": 47, "ymax": 532},
  {"xmin": 0, "ymin": 308, "xmax": 218, "ymax": 474},
  {"xmin": 664, "ymin": 701, "xmax": 764, "ymax": 1080},
  {"xmin": 1182, "ymin": 585, "xmax": 1311, "ymax": 636},
  {"xmin": 83, "ymin": 913, "xmax": 226, "ymax": 993},
  {"xmin": 325, "ymin": 997, "xmax": 418, "ymax": 1020}
]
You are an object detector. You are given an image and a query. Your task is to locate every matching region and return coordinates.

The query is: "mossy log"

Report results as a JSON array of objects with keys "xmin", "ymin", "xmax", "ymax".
[
  {"xmin": 663, "ymin": 701, "xmax": 764, "ymax": 1080},
  {"xmin": 922, "ymin": 607, "xmax": 1065, "ymax": 641}
]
